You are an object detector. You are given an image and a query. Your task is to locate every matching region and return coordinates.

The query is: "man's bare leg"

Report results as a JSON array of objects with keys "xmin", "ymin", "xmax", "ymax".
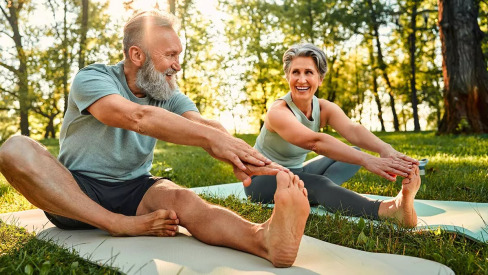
[
  {"xmin": 378, "ymin": 165, "xmax": 421, "ymax": 227},
  {"xmin": 137, "ymin": 171, "xmax": 310, "ymax": 267},
  {"xmin": 0, "ymin": 136, "xmax": 178, "ymax": 236}
]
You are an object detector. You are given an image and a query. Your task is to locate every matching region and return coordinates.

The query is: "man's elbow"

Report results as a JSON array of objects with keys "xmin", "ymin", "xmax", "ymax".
[{"xmin": 127, "ymin": 105, "xmax": 152, "ymax": 134}]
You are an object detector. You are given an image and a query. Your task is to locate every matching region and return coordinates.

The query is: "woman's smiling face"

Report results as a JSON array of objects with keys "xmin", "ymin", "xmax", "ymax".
[{"xmin": 286, "ymin": 56, "xmax": 323, "ymax": 101}]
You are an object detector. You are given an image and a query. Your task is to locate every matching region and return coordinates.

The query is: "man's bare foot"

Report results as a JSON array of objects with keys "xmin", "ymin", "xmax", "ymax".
[
  {"xmin": 379, "ymin": 165, "xmax": 421, "ymax": 228},
  {"xmin": 109, "ymin": 209, "xmax": 179, "ymax": 237},
  {"xmin": 263, "ymin": 171, "xmax": 310, "ymax": 267}
]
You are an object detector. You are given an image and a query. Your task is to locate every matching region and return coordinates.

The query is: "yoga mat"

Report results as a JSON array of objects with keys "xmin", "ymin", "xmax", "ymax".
[
  {"xmin": 191, "ymin": 183, "xmax": 488, "ymax": 243},
  {"xmin": 0, "ymin": 209, "xmax": 453, "ymax": 275}
]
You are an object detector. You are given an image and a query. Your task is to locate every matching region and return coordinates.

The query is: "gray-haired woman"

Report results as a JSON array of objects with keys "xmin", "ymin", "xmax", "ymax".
[{"xmin": 245, "ymin": 43, "xmax": 421, "ymax": 227}]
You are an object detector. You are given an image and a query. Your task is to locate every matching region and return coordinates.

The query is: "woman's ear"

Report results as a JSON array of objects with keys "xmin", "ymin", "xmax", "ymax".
[{"xmin": 128, "ymin": 46, "xmax": 146, "ymax": 67}]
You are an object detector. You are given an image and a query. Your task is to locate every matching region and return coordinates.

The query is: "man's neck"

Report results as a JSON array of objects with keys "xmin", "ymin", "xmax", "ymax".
[{"xmin": 123, "ymin": 61, "xmax": 145, "ymax": 98}]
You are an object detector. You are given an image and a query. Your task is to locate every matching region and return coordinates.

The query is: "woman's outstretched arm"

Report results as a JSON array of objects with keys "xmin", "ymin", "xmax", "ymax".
[
  {"xmin": 320, "ymin": 99, "xmax": 418, "ymax": 165},
  {"xmin": 266, "ymin": 100, "xmax": 410, "ymax": 181}
]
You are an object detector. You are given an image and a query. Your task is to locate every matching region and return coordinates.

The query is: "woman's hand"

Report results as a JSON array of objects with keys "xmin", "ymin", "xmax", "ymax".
[
  {"xmin": 379, "ymin": 145, "xmax": 419, "ymax": 165},
  {"xmin": 362, "ymin": 155, "xmax": 413, "ymax": 181}
]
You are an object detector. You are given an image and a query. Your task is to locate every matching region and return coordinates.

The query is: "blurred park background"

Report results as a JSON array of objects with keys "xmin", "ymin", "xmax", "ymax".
[
  {"xmin": 1, "ymin": 0, "xmax": 487, "ymax": 140},
  {"xmin": 1, "ymin": 1, "xmax": 488, "ymax": 273}
]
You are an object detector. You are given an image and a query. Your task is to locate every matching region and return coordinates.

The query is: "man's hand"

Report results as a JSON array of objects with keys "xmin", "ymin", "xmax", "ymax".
[
  {"xmin": 232, "ymin": 162, "xmax": 288, "ymax": 187},
  {"xmin": 204, "ymin": 134, "xmax": 272, "ymax": 172},
  {"xmin": 362, "ymin": 155, "xmax": 413, "ymax": 181}
]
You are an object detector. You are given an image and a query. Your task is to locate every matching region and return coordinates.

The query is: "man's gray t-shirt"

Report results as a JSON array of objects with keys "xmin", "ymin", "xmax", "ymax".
[{"xmin": 58, "ymin": 62, "xmax": 198, "ymax": 182}]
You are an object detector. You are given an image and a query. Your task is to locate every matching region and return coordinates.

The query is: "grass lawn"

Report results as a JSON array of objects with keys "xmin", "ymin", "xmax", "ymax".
[{"xmin": 1, "ymin": 131, "xmax": 488, "ymax": 274}]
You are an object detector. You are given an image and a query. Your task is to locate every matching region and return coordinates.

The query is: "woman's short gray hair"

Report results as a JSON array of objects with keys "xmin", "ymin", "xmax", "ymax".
[
  {"xmin": 123, "ymin": 10, "xmax": 178, "ymax": 58},
  {"xmin": 283, "ymin": 43, "xmax": 328, "ymax": 80}
]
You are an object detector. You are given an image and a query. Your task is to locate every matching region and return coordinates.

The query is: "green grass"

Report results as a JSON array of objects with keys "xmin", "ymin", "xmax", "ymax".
[{"xmin": 1, "ymin": 131, "xmax": 488, "ymax": 274}]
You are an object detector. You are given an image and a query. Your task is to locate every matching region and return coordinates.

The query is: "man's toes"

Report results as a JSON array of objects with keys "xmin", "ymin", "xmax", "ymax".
[
  {"xmin": 164, "ymin": 224, "xmax": 178, "ymax": 231},
  {"xmin": 168, "ymin": 210, "xmax": 178, "ymax": 220},
  {"xmin": 164, "ymin": 230, "xmax": 176, "ymax": 236},
  {"xmin": 298, "ymin": 180, "xmax": 304, "ymax": 190},
  {"xmin": 292, "ymin": 175, "xmax": 300, "ymax": 187},
  {"xmin": 276, "ymin": 171, "xmax": 291, "ymax": 189},
  {"xmin": 302, "ymin": 187, "xmax": 308, "ymax": 197}
]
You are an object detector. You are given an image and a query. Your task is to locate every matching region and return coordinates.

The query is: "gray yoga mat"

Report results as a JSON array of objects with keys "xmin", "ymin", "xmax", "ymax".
[
  {"xmin": 191, "ymin": 182, "xmax": 488, "ymax": 243},
  {"xmin": 0, "ymin": 209, "xmax": 453, "ymax": 275}
]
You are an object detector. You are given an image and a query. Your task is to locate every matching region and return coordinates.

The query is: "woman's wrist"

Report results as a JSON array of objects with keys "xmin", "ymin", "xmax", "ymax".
[{"xmin": 379, "ymin": 143, "xmax": 395, "ymax": 158}]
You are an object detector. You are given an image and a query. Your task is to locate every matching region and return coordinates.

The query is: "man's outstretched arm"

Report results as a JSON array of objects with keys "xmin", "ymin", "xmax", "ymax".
[
  {"xmin": 181, "ymin": 111, "xmax": 287, "ymax": 186},
  {"xmin": 86, "ymin": 94, "xmax": 270, "ymax": 172}
]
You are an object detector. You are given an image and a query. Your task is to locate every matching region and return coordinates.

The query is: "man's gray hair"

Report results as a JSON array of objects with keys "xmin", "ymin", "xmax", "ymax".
[
  {"xmin": 123, "ymin": 10, "xmax": 178, "ymax": 58},
  {"xmin": 283, "ymin": 43, "xmax": 328, "ymax": 80}
]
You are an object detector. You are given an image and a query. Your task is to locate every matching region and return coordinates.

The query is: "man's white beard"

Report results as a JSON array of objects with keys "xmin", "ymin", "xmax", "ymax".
[{"xmin": 135, "ymin": 57, "xmax": 178, "ymax": 101}]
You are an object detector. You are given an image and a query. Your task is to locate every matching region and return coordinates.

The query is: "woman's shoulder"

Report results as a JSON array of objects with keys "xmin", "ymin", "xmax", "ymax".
[
  {"xmin": 269, "ymin": 98, "xmax": 288, "ymax": 110},
  {"xmin": 318, "ymin": 98, "xmax": 331, "ymax": 111}
]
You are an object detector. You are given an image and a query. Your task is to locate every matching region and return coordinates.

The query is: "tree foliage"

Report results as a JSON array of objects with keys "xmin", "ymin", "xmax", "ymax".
[{"xmin": 0, "ymin": 0, "xmax": 486, "ymax": 136}]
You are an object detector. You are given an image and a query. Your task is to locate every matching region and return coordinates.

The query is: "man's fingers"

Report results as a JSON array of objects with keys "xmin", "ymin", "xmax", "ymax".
[
  {"xmin": 237, "ymin": 149, "xmax": 269, "ymax": 167},
  {"xmin": 229, "ymin": 153, "xmax": 247, "ymax": 171}
]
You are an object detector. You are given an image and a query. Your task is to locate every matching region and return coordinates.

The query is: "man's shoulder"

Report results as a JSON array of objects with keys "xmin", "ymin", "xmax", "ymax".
[
  {"xmin": 77, "ymin": 62, "xmax": 122, "ymax": 77},
  {"xmin": 72, "ymin": 62, "xmax": 124, "ymax": 88}
]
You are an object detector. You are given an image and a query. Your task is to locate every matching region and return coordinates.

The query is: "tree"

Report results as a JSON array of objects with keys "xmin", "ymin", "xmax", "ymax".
[
  {"xmin": 0, "ymin": 0, "xmax": 34, "ymax": 136},
  {"xmin": 221, "ymin": 0, "xmax": 286, "ymax": 129},
  {"xmin": 176, "ymin": 0, "xmax": 218, "ymax": 115},
  {"xmin": 438, "ymin": 0, "xmax": 488, "ymax": 133},
  {"xmin": 368, "ymin": 35, "xmax": 386, "ymax": 131},
  {"xmin": 365, "ymin": 0, "xmax": 400, "ymax": 131},
  {"xmin": 78, "ymin": 0, "xmax": 89, "ymax": 70}
]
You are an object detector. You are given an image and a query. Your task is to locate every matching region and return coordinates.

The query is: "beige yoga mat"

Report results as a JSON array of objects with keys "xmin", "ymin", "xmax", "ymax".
[
  {"xmin": 0, "ymin": 209, "xmax": 453, "ymax": 275},
  {"xmin": 191, "ymin": 183, "xmax": 488, "ymax": 243}
]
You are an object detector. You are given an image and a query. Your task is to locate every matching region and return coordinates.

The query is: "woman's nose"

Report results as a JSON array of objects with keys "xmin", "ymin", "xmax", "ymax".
[{"xmin": 297, "ymin": 74, "xmax": 307, "ymax": 83}]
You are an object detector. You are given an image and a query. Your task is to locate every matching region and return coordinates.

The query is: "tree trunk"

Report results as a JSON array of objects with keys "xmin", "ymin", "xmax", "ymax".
[
  {"xmin": 438, "ymin": 0, "xmax": 488, "ymax": 134},
  {"xmin": 44, "ymin": 117, "xmax": 56, "ymax": 139},
  {"xmin": 369, "ymin": 39, "xmax": 385, "ymax": 131},
  {"xmin": 78, "ymin": 0, "xmax": 89, "ymax": 70},
  {"xmin": 63, "ymin": 0, "xmax": 69, "ymax": 115},
  {"xmin": 366, "ymin": 0, "xmax": 400, "ymax": 131},
  {"xmin": 2, "ymin": 3, "xmax": 30, "ymax": 136},
  {"xmin": 168, "ymin": 0, "xmax": 176, "ymax": 14},
  {"xmin": 409, "ymin": 0, "xmax": 421, "ymax": 131}
]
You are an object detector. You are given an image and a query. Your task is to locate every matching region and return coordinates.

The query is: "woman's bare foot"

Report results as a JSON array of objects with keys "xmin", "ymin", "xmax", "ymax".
[
  {"xmin": 378, "ymin": 165, "xmax": 421, "ymax": 228},
  {"xmin": 263, "ymin": 171, "xmax": 310, "ymax": 267},
  {"xmin": 109, "ymin": 209, "xmax": 179, "ymax": 237}
]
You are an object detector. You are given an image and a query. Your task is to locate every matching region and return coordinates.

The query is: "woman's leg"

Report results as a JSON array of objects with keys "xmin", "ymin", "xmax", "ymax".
[
  {"xmin": 303, "ymin": 147, "xmax": 361, "ymax": 186},
  {"xmin": 246, "ymin": 166, "xmax": 421, "ymax": 227},
  {"xmin": 246, "ymin": 172, "xmax": 381, "ymax": 219},
  {"xmin": 244, "ymin": 175, "xmax": 276, "ymax": 204}
]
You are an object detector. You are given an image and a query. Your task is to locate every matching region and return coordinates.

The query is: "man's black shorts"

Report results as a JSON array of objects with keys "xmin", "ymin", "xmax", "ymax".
[{"xmin": 44, "ymin": 170, "xmax": 163, "ymax": 230}]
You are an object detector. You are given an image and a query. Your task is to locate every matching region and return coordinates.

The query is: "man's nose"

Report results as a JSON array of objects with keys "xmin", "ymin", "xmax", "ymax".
[{"xmin": 172, "ymin": 61, "xmax": 181, "ymax": 71}]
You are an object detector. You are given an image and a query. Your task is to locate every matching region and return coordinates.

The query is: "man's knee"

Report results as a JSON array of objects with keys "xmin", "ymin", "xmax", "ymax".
[
  {"xmin": 0, "ymin": 135, "xmax": 45, "ymax": 171},
  {"xmin": 151, "ymin": 180, "xmax": 201, "ymax": 207},
  {"xmin": 0, "ymin": 136, "xmax": 33, "ymax": 161}
]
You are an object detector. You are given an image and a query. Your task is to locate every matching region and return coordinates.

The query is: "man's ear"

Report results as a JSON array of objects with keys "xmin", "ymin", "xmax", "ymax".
[{"xmin": 128, "ymin": 46, "xmax": 146, "ymax": 67}]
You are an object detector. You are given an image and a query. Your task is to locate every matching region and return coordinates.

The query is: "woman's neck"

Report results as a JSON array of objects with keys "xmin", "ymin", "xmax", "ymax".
[{"xmin": 291, "ymin": 94, "xmax": 313, "ymax": 119}]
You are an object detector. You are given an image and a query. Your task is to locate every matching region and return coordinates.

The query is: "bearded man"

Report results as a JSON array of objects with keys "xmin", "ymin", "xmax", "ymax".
[{"xmin": 0, "ymin": 11, "xmax": 311, "ymax": 267}]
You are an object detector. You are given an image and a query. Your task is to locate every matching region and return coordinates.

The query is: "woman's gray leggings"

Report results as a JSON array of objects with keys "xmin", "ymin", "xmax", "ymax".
[{"xmin": 244, "ymin": 154, "xmax": 381, "ymax": 219}]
